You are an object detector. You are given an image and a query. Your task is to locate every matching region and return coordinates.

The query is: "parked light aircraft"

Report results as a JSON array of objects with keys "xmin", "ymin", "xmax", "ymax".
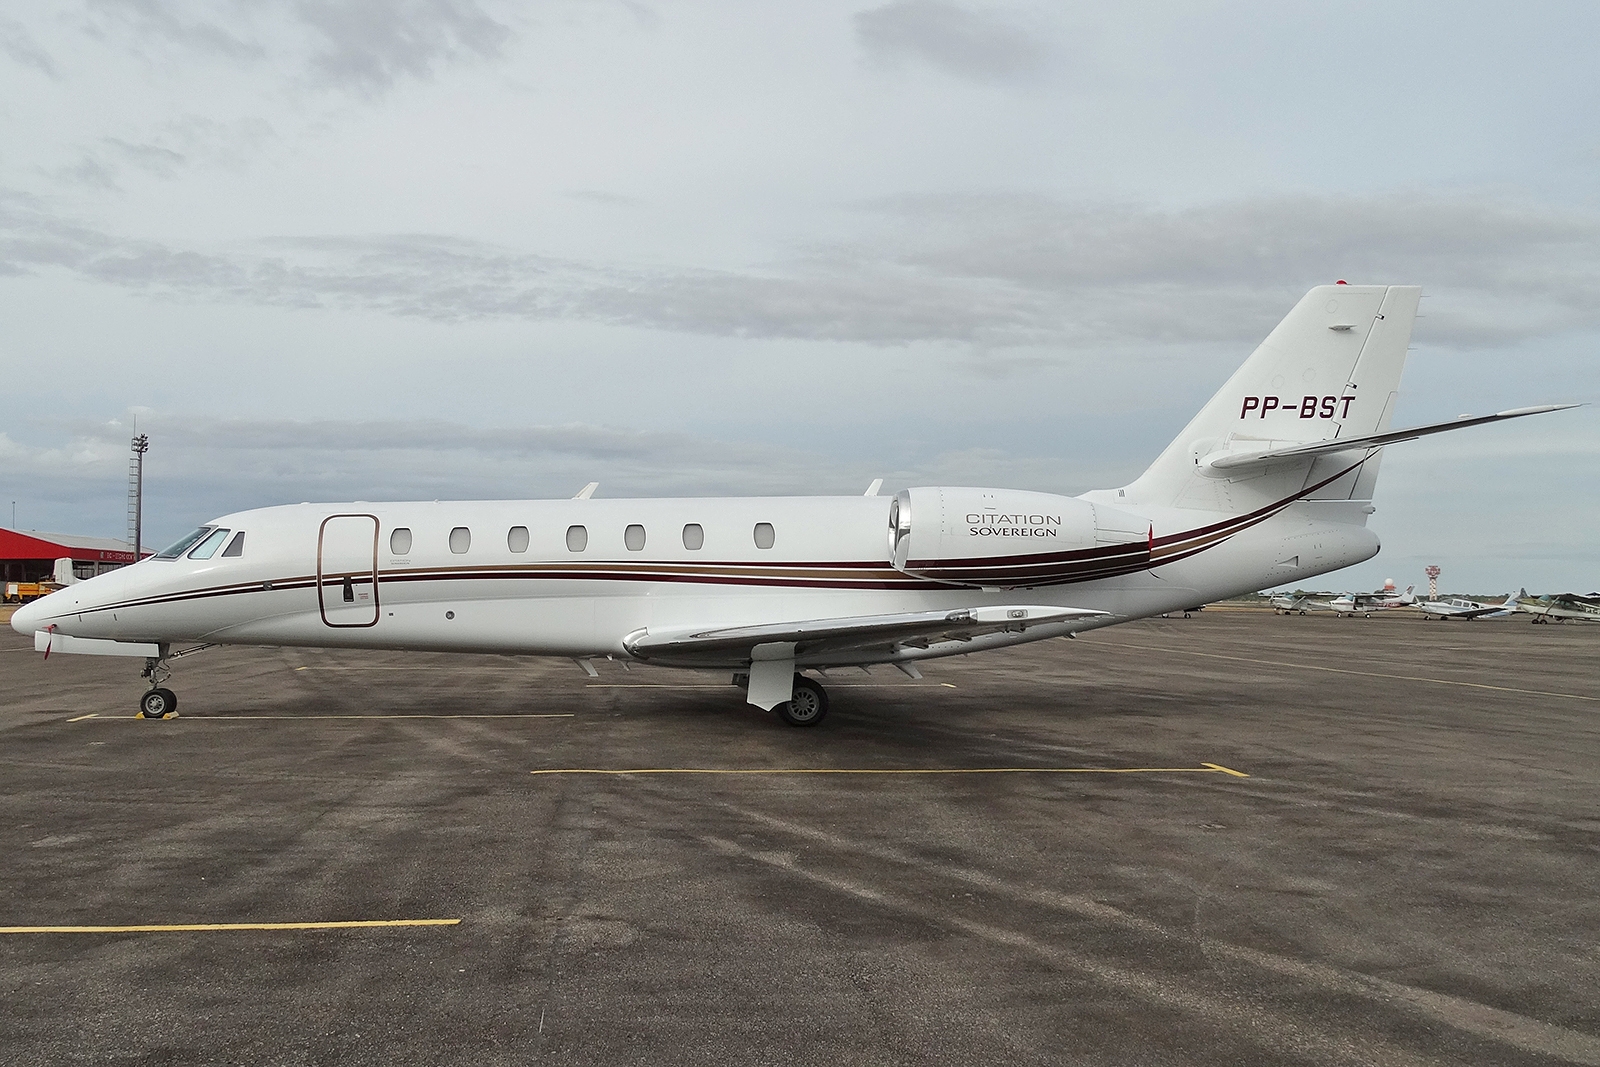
[
  {"xmin": 1517, "ymin": 590, "xmax": 1600, "ymax": 623},
  {"xmin": 1412, "ymin": 593, "xmax": 1519, "ymax": 621},
  {"xmin": 10, "ymin": 285, "xmax": 1577, "ymax": 725},
  {"xmin": 1270, "ymin": 592, "xmax": 1319, "ymax": 615},
  {"xmin": 1328, "ymin": 582, "xmax": 1415, "ymax": 617}
]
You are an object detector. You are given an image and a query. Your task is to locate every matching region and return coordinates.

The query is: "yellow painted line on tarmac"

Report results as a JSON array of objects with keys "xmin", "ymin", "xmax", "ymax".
[
  {"xmin": 0, "ymin": 918, "xmax": 461, "ymax": 934},
  {"xmin": 169, "ymin": 713, "xmax": 574, "ymax": 720},
  {"xmin": 584, "ymin": 682, "xmax": 957, "ymax": 690},
  {"xmin": 586, "ymin": 684, "xmax": 737, "ymax": 689},
  {"xmin": 77, "ymin": 713, "xmax": 573, "ymax": 721},
  {"xmin": 1102, "ymin": 642, "xmax": 1600, "ymax": 703},
  {"xmin": 300, "ymin": 668, "xmax": 544, "ymax": 675},
  {"xmin": 65, "ymin": 713, "xmax": 98, "ymax": 722},
  {"xmin": 531, "ymin": 764, "xmax": 1247, "ymax": 778}
]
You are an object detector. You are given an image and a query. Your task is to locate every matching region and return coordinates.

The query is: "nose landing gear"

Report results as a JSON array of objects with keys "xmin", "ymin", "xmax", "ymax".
[
  {"xmin": 134, "ymin": 644, "xmax": 214, "ymax": 719},
  {"xmin": 138, "ymin": 654, "xmax": 178, "ymax": 719}
]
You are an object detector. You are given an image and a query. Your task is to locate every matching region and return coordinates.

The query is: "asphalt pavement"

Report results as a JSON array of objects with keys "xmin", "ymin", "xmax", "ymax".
[{"xmin": 2, "ymin": 608, "xmax": 1597, "ymax": 1066}]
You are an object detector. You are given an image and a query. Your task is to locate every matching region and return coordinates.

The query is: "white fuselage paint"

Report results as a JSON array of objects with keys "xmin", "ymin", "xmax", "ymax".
[{"xmin": 17, "ymin": 494, "xmax": 1378, "ymax": 669}]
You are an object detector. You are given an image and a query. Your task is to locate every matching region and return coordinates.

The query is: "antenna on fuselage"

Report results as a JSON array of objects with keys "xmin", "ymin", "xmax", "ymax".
[{"xmin": 573, "ymin": 482, "xmax": 599, "ymax": 500}]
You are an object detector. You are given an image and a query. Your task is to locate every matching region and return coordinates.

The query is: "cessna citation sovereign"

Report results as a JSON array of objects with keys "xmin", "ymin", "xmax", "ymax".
[{"xmin": 11, "ymin": 285, "xmax": 1576, "ymax": 725}]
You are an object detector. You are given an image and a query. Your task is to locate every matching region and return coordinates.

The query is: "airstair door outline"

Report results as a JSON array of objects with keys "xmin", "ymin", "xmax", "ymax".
[{"xmin": 318, "ymin": 514, "xmax": 380, "ymax": 627}]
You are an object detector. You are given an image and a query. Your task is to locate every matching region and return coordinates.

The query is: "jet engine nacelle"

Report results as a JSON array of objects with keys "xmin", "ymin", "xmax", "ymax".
[{"xmin": 889, "ymin": 487, "xmax": 1149, "ymax": 589}]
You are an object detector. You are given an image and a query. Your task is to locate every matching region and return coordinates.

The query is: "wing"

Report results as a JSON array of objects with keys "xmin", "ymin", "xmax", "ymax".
[
  {"xmin": 1206, "ymin": 404, "xmax": 1578, "ymax": 471},
  {"xmin": 625, "ymin": 604, "xmax": 1107, "ymax": 666}
]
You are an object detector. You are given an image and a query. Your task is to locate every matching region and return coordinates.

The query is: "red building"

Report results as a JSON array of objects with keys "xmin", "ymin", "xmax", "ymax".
[{"xmin": 0, "ymin": 528, "xmax": 145, "ymax": 584}]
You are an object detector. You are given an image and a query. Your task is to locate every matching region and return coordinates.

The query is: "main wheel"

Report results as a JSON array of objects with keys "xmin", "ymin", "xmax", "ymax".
[
  {"xmin": 139, "ymin": 688, "xmax": 177, "ymax": 719},
  {"xmin": 776, "ymin": 676, "xmax": 828, "ymax": 727}
]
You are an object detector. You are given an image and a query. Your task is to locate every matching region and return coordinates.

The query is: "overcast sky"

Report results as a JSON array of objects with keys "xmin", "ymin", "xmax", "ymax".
[{"xmin": 2, "ymin": 0, "xmax": 1596, "ymax": 593}]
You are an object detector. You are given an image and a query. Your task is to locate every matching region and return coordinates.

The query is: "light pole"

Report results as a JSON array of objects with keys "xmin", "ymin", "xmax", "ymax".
[{"xmin": 129, "ymin": 435, "xmax": 150, "ymax": 559}]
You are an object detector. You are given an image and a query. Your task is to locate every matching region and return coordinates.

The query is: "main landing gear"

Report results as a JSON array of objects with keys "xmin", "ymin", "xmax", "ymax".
[{"xmin": 776, "ymin": 675, "xmax": 829, "ymax": 727}]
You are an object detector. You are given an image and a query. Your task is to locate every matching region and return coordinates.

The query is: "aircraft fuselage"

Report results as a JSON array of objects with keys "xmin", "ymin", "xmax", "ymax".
[{"xmin": 22, "ymin": 494, "xmax": 1379, "ymax": 669}]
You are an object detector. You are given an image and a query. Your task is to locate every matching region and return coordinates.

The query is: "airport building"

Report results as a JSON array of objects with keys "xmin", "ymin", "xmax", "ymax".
[{"xmin": 0, "ymin": 528, "xmax": 143, "ymax": 584}]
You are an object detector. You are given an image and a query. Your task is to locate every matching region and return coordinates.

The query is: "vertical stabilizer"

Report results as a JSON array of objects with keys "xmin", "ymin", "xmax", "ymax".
[{"xmin": 1119, "ymin": 285, "xmax": 1421, "ymax": 513}]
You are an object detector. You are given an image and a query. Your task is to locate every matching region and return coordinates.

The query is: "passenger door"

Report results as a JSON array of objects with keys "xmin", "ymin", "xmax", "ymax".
[{"xmin": 318, "ymin": 514, "xmax": 380, "ymax": 627}]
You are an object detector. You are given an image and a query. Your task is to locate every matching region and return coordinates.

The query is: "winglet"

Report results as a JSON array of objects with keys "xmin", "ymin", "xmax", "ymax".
[
  {"xmin": 573, "ymin": 482, "xmax": 599, "ymax": 500},
  {"xmin": 864, "ymin": 478, "xmax": 883, "ymax": 497}
]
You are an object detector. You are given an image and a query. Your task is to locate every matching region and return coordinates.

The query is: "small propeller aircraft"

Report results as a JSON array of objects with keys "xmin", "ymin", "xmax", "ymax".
[
  {"xmin": 1517, "ymin": 590, "xmax": 1600, "ymax": 623},
  {"xmin": 11, "ymin": 284, "xmax": 1577, "ymax": 725},
  {"xmin": 1270, "ymin": 592, "xmax": 1326, "ymax": 615},
  {"xmin": 1328, "ymin": 581, "xmax": 1415, "ymax": 617},
  {"xmin": 1412, "ymin": 593, "xmax": 1520, "ymax": 621}
]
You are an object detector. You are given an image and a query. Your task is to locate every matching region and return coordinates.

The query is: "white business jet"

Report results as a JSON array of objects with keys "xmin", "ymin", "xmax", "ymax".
[{"xmin": 11, "ymin": 285, "xmax": 1576, "ymax": 725}]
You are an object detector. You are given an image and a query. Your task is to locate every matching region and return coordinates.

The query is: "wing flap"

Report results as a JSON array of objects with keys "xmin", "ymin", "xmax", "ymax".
[{"xmin": 626, "ymin": 604, "xmax": 1107, "ymax": 664}]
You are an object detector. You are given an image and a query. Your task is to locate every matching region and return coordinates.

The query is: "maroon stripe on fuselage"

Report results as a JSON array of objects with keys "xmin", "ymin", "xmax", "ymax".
[{"xmin": 49, "ymin": 457, "xmax": 1375, "ymax": 622}]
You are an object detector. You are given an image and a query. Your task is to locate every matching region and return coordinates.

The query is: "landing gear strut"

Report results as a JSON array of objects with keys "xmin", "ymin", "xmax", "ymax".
[
  {"xmin": 775, "ymin": 675, "xmax": 829, "ymax": 727},
  {"xmin": 139, "ymin": 654, "xmax": 178, "ymax": 719},
  {"xmin": 135, "ymin": 644, "xmax": 212, "ymax": 719}
]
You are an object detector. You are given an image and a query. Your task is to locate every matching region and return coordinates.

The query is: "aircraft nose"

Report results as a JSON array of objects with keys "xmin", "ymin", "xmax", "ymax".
[{"xmin": 10, "ymin": 598, "xmax": 44, "ymax": 636}]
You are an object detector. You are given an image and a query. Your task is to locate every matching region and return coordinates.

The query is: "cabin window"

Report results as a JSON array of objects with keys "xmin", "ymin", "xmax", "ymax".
[
  {"xmin": 566, "ymin": 525, "xmax": 587, "ymax": 552},
  {"xmin": 221, "ymin": 532, "xmax": 245, "ymax": 558},
  {"xmin": 508, "ymin": 526, "xmax": 530, "ymax": 553},
  {"xmin": 390, "ymin": 528, "xmax": 412, "ymax": 555},
  {"xmin": 156, "ymin": 527, "xmax": 215, "ymax": 559},
  {"xmin": 187, "ymin": 528, "xmax": 231, "ymax": 560},
  {"xmin": 449, "ymin": 527, "xmax": 471, "ymax": 554},
  {"xmin": 682, "ymin": 523, "xmax": 704, "ymax": 550},
  {"xmin": 753, "ymin": 522, "xmax": 775, "ymax": 550},
  {"xmin": 625, "ymin": 524, "xmax": 646, "ymax": 551}
]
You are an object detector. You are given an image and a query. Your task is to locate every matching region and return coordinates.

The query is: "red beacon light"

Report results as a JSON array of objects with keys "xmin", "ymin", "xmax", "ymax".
[{"xmin": 1336, "ymin": 279, "xmax": 1348, "ymax": 285}]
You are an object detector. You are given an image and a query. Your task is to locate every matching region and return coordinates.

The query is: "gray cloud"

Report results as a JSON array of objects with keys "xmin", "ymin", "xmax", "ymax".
[
  {"xmin": 82, "ymin": 0, "xmax": 511, "ymax": 93},
  {"xmin": 854, "ymin": 1, "xmax": 1051, "ymax": 82},
  {"xmin": 103, "ymin": 137, "xmax": 186, "ymax": 178},
  {"xmin": 0, "ymin": 413, "xmax": 885, "ymax": 545},
  {"xmin": 85, "ymin": 0, "xmax": 264, "ymax": 60},
  {"xmin": 0, "ymin": 15, "xmax": 61, "ymax": 75},
  {"xmin": 3, "ymin": 403, "xmax": 1166, "ymax": 551},
  {"xmin": 291, "ymin": 0, "xmax": 512, "ymax": 93},
  {"xmin": 37, "ymin": 118, "xmax": 277, "ymax": 191},
  {"xmin": 4, "ymin": 189, "xmax": 1600, "ymax": 351}
]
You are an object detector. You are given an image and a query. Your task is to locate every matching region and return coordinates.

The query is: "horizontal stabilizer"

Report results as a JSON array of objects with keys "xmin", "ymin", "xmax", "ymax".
[
  {"xmin": 626, "ymin": 605, "xmax": 1106, "ymax": 664},
  {"xmin": 1206, "ymin": 404, "xmax": 1578, "ymax": 471}
]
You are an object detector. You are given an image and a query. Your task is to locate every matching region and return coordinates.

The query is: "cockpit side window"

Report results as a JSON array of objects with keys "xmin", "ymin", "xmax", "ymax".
[
  {"xmin": 156, "ymin": 526, "xmax": 215, "ymax": 559},
  {"xmin": 187, "ymin": 528, "xmax": 232, "ymax": 560},
  {"xmin": 221, "ymin": 532, "xmax": 245, "ymax": 557}
]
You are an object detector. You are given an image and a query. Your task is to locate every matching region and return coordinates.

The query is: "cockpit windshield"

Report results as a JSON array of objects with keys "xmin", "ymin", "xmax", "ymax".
[
  {"xmin": 156, "ymin": 527, "xmax": 216, "ymax": 559},
  {"xmin": 187, "ymin": 528, "xmax": 232, "ymax": 560}
]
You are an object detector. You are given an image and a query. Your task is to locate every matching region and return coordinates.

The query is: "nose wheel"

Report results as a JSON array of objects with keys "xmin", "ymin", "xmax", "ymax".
[
  {"xmin": 137, "ymin": 652, "xmax": 179, "ymax": 719},
  {"xmin": 131, "ymin": 644, "xmax": 212, "ymax": 719},
  {"xmin": 139, "ymin": 687, "xmax": 178, "ymax": 719}
]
